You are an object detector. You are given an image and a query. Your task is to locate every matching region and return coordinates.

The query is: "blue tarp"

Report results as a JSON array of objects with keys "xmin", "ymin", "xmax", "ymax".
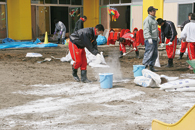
[{"xmin": 0, "ymin": 38, "xmax": 58, "ymax": 49}]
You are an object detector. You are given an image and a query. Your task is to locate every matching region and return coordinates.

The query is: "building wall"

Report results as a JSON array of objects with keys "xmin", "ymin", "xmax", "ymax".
[
  {"xmin": 131, "ymin": 5, "xmax": 143, "ymax": 31},
  {"xmin": 100, "ymin": 6, "xmax": 110, "ymax": 29},
  {"xmin": 83, "ymin": 0, "xmax": 99, "ymax": 28},
  {"xmin": 163, "ymin": 3, "xmax": 181, "ymax": 37},
  {"xmin": 7, "ymin": 0, "xmax": 32, "ymax": 40}
]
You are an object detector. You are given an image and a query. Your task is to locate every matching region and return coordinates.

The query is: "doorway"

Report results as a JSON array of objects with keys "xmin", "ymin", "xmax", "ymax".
[
  {"xmin": 50, "ymin": 6, "xmax": 69, "ymax": 34},
  {"xmin": 110, "ymin": 6, "xmax": 130, "ymax": 29}
]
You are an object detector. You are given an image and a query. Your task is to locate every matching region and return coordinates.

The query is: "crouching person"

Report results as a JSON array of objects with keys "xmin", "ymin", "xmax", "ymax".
[{"xmin": 69, "ymin": 24, "xmax": 104, "ymax": 83}]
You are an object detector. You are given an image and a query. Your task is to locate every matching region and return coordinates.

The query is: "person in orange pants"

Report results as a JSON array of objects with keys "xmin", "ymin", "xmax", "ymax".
[
  {"xmin": 69, "ymin": 24, "xmax": 104, "ymax": 83},
  {"xmin": 157, "ymin": 18, "xmax": 177, "ymax": 67},
  {"xmin": 119, "ymin": 30, "xmax": 139, "ymax": 58}
]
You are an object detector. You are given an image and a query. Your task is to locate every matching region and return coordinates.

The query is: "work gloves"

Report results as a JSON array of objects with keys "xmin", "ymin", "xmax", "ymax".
[
  {"xmin": 148, "ymin": 39, "xmax": 153, "ymax": 44},
  {"xmin": 60, "ymin": 31, "xmax": 62, "ymax": 35},
  {"xmin": 54, "ymin": 31, "xmax": 57, "ymax": 35}
]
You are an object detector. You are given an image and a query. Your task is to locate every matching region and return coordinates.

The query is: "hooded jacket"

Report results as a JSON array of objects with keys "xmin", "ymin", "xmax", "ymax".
[
  {"xmin": 161, "ymin": 20, "xmax": 177, "ymax": 43},
  {"xmin": 55, "ymin": 21, "xmax": 66, "ymax": 32},
  {"xmin": 143, "ymin": 14, "xmax": 158, "ymax": 40},
  {"xmin": 181, "ymin": 20, "xmax": 195, "ymax": 42},
  {"xmin": 70, "ymin": 27, "xmax": 98, "ymax": 55},
  {"xmin": 74, "ymin": 18, "xmax": 84, "ymax": 31}
]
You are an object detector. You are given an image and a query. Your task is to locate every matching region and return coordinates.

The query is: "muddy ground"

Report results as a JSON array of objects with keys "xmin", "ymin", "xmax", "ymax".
[{"xmin": 0, "ymin": 45, "xmax": 195, "ymax": 130}]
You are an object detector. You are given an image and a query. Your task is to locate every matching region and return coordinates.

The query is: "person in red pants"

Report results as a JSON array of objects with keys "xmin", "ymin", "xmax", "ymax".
[
  {"xmin": 181, "ymin": 13, "xmax": 195, "ymax": 69},
  {"xmin": 178, "ymin": 13, "xmax": 192, "ymax": 59},
  {"xmin": 69, "ymin": 24, "xmax": 104, "ymax": 83},
  {"xmin": 157, "ymin": 18, "xmax": 177, "ymax": 67},
  {"xmin": 119, "ymin": 29, "xmax": 139, "ymax": 58}
]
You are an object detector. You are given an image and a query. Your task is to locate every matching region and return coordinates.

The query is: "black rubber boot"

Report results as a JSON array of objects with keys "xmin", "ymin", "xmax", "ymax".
[
  {"xmin": 57, "ymin": 38, "xmax": 60, "ymax": 44},
  {"xmin": 61, "ymin": 38, "xmax": 65, "ymax": 44},
  {"xmin": 81, "ymin": 70, "xmax": 91, "ymax": 83},
  {"xmin": 72, "ymin": 66, "xmax": 80, "ymax": 82},
  {"xmin": 165, "ymin": 59, "xmax": 173, "ymax": 68},
  {"xmin": 178, "ymin": 53, "xmax": 184, "ymax": 60},
  {"xmin": 149, "ymin": 65, "xmax": 158, "ymax": 72},
  {"xmin": 119, "ymin": 51, "xmax": 123, "ymax": 58},
  {"xmin": 135, "ymin": 51, "xmax": 140, "ymax": 59}
]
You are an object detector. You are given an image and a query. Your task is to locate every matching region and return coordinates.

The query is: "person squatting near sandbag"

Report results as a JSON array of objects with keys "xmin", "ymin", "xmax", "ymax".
[
  {"xmin": 142, "ymin": 6, "xmax": 159, "ymax": 72},
  {"xmin": 178, "ymin": 13, "xmax": 192, "ymax": 60},
  {"xmin": 119, "ymin": 28, "xmax": 140, "ymax": 59},
  {"xmin": 157, "ymin": 18, "xmax": 177, "ymax": 68},
  {"xmin": 69, "ymin": 24, "xmax": 105, "ymax": 83},
  {"xmin": 180, "ymin": 13, "xmax": 195, "ymax": 62},
  {"xmin": 53, "ymin": 19, "xmax": 66, "ymax": 44},
  {"xmin": 74, "ymin": 16, "xmax": 87, "ymax": 32}
]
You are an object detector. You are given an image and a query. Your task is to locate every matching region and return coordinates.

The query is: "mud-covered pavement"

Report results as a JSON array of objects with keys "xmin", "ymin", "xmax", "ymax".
[{"xmin": 0, "ymin": 45, "xmax": 195, "ymax": 130}]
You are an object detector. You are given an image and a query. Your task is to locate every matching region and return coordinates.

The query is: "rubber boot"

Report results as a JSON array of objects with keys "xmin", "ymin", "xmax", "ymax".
[
  {"xmin": 187, "ymin": 54, "xmax": 189, "ymax": 60},
  {"xmin": 149, "ymin": 65, "xmax": 158, "ymax": 72},
  {"xmin": 57, "ymin": 38, "xmax": 60, "ymax": 44},
  {"xmin": 177, "ymin": 53, "xmax": 184, "ymax": 60},
  {"xmin": 119, "ymin": 51, "xmax": 123, "ymax": 58},
  {"xmin": 72, "ymin": 66, "xmax": 80, "ymax": 82},
  {"xmin": 165, "ymin": 59, "xmax": 173, "ymax": 68},
  {"xmin": 81, "ymin": 70, "xmax": 91, "ymax": 83},
  {"xmin": 61, "ymin": 38, "xmax": 65, "ymax": 44},
  {"xmin": 135, "ymin": 51, "xmax": 140, "ymax": 59}
]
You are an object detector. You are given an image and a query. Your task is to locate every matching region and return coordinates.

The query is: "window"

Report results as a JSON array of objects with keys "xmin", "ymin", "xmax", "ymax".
[
  {"xmin": 45, "ymin": 0, "xmax": 57, "ymax": 4},
  {"xmin": 0, "ymin": 4, "xmax": 7, "ymax": 39},
  {"xmin": 103, "ymin": 0, "xmax": 109, "ymax": 5},
  {"xmin": 0, "ymin": 0, "xmax": 6, "ymax": 2},
  {"xmin": 178, "ymin": 4, "xmax": 192, "ymax": 25},
  {"xmin": 71, "ymin": 0, "xmax": 82, "ymax": 5},
  {"xmin": 110, "ymin": 0, "xmax": 119, "ymax": 4},
  {"xmin": 31, "ymin": 0, "xmax": 44, "ymax": 4},
  {"xmin": 59, "ymin": 0, "xmax": 70, "ymax": 4},
  {"xmin": 121, "ymin": 0, "xmax": 131, "ymax": 3}
]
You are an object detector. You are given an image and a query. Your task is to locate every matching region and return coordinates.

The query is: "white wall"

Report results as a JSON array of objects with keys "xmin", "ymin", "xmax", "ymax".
[{"xmin": 131, "ymin": 5, "xmax": 143, "ymax": 31}]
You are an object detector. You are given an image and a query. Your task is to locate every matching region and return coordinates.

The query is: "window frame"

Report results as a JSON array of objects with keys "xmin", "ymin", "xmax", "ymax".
[
  {"xmin": 100, "ymin": 0, "xmax": 132, "ymax": 5},
  {"xmin": 31, "ymin": 0, "xmax": 82, "ymax": 5},
  {"xmin": 0, "ymin": 1, "xmax": 7, "ymax": 39}
]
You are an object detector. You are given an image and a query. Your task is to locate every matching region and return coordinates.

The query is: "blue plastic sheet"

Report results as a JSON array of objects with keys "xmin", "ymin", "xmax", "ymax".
[
  {"xmin": 96, "ymin": 35, "xmax": 107, "ymax": 45},
  {"xmin": 0, "ymin": 38, "xmax": 58, "ymax": 49},
  {"xmin": 2, "ymin": 38, "xmax": 15, "ymax": 43}
]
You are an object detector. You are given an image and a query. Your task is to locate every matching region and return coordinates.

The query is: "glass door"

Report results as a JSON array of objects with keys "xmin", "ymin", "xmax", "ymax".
[{"xmin": 68, "ymin": 7, "xmax": 83, "ymax": 34}]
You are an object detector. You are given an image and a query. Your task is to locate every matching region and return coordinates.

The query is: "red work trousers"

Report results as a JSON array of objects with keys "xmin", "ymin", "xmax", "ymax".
[
  {"xmin": 180, "ymin": 41, "xmax": 188, "ymax": 53},
  {"xmin": 69, "ymin": 41, "xmax": 87, "ymax": 70},
  {"xmin": 119, "ymin": 41, "xmax": 138, "ymax": 53},
  {"xmin": 166, "ymin": 36, "xmax": 177, "ymax": 59},
  {"xmin": 188, "ymin": 42, "xmax": 195, "ymax": 60}
]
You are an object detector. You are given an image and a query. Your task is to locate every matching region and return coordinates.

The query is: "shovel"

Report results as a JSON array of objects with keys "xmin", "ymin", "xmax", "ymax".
[{"xmin": 37, "ymin": 58, "xmax": 52, "ymax": 63}]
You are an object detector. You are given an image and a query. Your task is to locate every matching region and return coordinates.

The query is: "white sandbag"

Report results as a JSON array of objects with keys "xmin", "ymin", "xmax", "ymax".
[
  {"xmin": 142, "ymin": 69, "xmax": 161, "ymax": 87},
  {"xmin": 134, "ymin": 76, "xmax": 157, "ymax": 88},
  {"xmin": 165, "ymin": 87, "xmax": 195, "ymax": 92},
  {"xmin": 26, "ymin": 53, "xmax": 42, "ymax": 57},
  {"xmin": 154, "ymin": 51, "xmax": 161, "ymax": 67},
  {"xmin": 60, "ymin": 51, "xmax": 72, "ymax": 62},
  {"xmin": 160, "ymin": 75, "xmax": 179, "ymax": 82},
  {"xmin": 159, "ymin": 79, "xmax": 195, "ymax": 90}
]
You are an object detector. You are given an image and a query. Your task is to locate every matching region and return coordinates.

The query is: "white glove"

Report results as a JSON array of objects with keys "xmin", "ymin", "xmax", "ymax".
[
  {"xmin": 148, "ymin": 39, "xmax": 153, "ymax": 44},
  {"xmin": 123, "ymin": 53, "xmax": 127, "ymax": 56},
  {"xmin": 133, "ymin": 48, "xmax": 136, "ymax": 50},
  {"xmin": 160, "ymin": 43, "xmax": 165, "ymax": 47},
  {"xmin": 95, "ymin": 54, "xmax": 102, "ymax": 64},
  {"xmin": 157, "ymin": 37, "xmax": 160, "ymax": 43},
  {"xmin": 167, "ymin": 42, "xmax": 172, "ymax": 45}
]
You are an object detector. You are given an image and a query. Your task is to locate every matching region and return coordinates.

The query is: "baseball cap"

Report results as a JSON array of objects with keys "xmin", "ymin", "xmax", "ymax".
[{"xmin": 148, "ymin": 6, "xmax": 158, "ymax": 13}]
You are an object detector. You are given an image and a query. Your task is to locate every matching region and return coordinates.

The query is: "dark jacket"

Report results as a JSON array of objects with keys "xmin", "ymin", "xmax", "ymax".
[
  {"xmin": 70, "ymin": 27, "xmax": 98, "ymax": 55},
  {"xmin": 74, "ymin": 19, "xmax": 84, "ymax": 31},
  {"xmin": 180, "ymin": 20, "xmax": 190, "ymax": 31},
  {"xmin": 161, "ymin": 20, "xmax": 177, "ymax": 43}
]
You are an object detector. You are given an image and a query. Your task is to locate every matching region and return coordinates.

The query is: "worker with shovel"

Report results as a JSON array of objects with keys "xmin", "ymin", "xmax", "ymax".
[
  {"xmin": 181, "ymin": 13, "xmax": 195, "ymax": 67},
  {"xmin": 157, "ymin": 18, "xmax": 177, "ymax": 68},
  {"xmin": 69, "ymin": 24, "xmax": 104, "ymax": 83},
  {"xmin": 119, "ymin": 28, "xmax": 140, "ymax": 58}
]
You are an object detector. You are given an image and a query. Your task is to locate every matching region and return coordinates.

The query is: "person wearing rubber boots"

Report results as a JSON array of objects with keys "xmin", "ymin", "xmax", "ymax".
[
  {"xmin": 178, "ymin": 13, "xmax": 192, "ymax": 60},
  {"xmin": 181, "ymin": 13, "xmax": 195, "ymax": 66},
  {"xmin": 157, "ymin": 18, "xmax": 177, "ymax": 68},
  {"xmin": 142, "ymin": 6, "xmax": 159, "ymax": 72},
  {"xmin": 53, "ymin": 19, "xmax": 66, "ymax": 44},
  {"xmin": 119, "ymin": 29, "xmax": 139, "ymax": 59},
  {"xmin": 69, "ymin": 24, "xmax": 104, "ymax": 83},
  {"xmin": 74, "ymin": 16, "xmax": 87, "ymax": 31}
]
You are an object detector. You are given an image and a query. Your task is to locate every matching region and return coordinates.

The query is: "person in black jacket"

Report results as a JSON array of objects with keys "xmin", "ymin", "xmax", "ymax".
[
  {"xmin": 157, "ymin": 18, "xmax": 177, "ymax": 67},
  {"xmin": 69, "ymin": 24, "xmax": 104, "ymax": 83},
  {"xmin": 178, "ymin": 13, "xmax": 192, "ymax": 60},
  {"xmin": 74, "ymin": 16, "xmax": 87, "ymax": 32}
]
